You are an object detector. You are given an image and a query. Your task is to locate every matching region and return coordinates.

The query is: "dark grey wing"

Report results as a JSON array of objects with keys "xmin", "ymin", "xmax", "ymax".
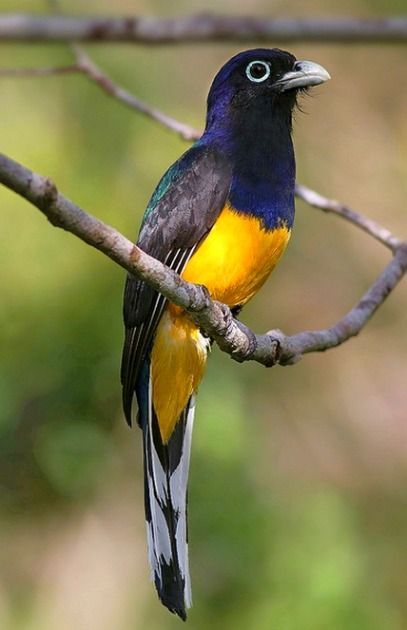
[{"xmin": 121, "ymin": 143, "xmax": 231, "ymax": 425}]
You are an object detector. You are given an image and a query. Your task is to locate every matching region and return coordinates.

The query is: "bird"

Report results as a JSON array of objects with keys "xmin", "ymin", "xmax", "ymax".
[{"xmin": 121, "ymin": 48, "xmax": 330, "ymax": 620}]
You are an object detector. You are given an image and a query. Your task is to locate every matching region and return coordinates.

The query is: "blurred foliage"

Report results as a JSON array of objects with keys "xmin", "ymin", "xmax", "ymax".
[{"xmin": 0, "ymin": 0, "xmax": 406, "ymax": 629}]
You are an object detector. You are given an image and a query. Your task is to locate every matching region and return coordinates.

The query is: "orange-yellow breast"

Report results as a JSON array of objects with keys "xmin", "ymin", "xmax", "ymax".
[
  {"xmin": 152, "ymin": 204, "xmax": 291, "ymax": 442},
  {"xmin": 182, "ymin": 204, "xmax": 290, "ymax": 306}
]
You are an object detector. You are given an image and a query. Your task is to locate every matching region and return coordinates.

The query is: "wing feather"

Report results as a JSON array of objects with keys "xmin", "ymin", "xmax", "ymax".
[{"xmin": 121, "ymin": 143, "xmax": 231, "ymax": 426}]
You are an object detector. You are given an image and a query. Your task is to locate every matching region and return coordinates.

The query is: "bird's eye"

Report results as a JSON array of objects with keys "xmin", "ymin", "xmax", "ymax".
[{"xmin": 246, "ymin": 60, "xmax": 271, "ymax": 83}]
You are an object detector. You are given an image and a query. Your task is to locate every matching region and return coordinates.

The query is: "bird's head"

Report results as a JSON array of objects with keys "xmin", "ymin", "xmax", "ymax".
[{"xmin": 205, "ymin": 48, "xmax": 330, "ymax": 137}]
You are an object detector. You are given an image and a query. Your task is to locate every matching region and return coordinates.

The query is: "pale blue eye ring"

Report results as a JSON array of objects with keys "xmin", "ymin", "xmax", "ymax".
[{"xmin": 246, "ymin": 60, "xmax": 271, "ymax": 83}]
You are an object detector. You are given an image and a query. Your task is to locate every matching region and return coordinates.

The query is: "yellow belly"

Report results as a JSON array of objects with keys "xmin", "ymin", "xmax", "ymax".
[
  {"xmin": 152, "ymin": 204, "xmax": 291, "ymax": 442},
  {"xmin": 182, "ymin": 204, "xmax": 290, "ymax": 306}
]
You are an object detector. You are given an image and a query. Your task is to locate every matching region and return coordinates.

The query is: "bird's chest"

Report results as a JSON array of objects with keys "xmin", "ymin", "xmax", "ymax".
[{"xmin": 181, "ymin": 204, "xmax": 291, "ymax": 307}]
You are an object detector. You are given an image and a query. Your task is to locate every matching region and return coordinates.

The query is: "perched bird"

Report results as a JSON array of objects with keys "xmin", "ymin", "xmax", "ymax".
[{"xmin": 121, "ymin": 48, "xmax": 330, "ymax": 620}]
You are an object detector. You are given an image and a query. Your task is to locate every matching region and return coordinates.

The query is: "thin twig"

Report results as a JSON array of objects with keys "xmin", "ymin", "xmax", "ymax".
[
  {"xmin": 0, "ymin": 64, "xmax": 78, "ymax": 77},
  {"xmin": 0, "ymin": 14, "xmax": 406, "ymax": 43},
  {"xmin": 295, "ymin": 184, "xmax": 402, "ymax": 253},
  {"xmin": 0, "ymin": 52, "xmax": 200, "ymax": 142},
  {"xmin": 0, "ymin": 152, "xmax": 406, "ymax": 368},
  {"xmin": 72, "ymin": 45, "xmax": 200, "ymax": 141}
]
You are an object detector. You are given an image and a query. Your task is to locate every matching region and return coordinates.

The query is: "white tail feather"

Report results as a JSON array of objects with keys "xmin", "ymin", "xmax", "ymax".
[{"xmin": 144, "ymin": 371, "xmax": 195, "ymax": 616}]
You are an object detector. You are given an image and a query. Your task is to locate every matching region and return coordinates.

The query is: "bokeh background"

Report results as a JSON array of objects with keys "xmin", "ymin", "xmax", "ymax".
[{"xmin": 0, "ymin": 0, "xmax": 406, "ymax": 629}]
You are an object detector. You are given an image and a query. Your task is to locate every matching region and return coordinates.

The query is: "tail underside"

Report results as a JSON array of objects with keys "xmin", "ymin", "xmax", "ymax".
[{"xmin": 137, "ymin": 362, "xmax": 195, "ymax": 621}]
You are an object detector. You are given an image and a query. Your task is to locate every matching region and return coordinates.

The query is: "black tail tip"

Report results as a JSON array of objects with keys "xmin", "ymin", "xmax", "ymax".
[
  {"xmin": 157, "ymin": 588, "xmax": 187, "ymax": 621},
  {"xmin": 172, "ymin": 606, "xmax": 187, "ymax": 622},
  {"xmin": 158, "ymin": 596, "xmax": 187, "ymax": 621},
  {"xmin": 122, "ymin": 391, "xmax": 133, "ymax": 427}
]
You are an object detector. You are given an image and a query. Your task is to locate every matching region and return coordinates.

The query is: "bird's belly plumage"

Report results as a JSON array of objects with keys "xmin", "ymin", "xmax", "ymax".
[
  {"xmin": 151, "ymin": 204, "xmax": 290, "ymax": 442},
  {"xmin": 182, "ymin": 203, "xmax": 290, "ymax": 306}
]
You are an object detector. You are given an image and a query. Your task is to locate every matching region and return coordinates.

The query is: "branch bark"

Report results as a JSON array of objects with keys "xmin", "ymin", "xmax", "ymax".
[
  {"xmin": 71, "ymin": 45, "xmax": 199, "ymax": 141},
  {"xmin": 1, "ymin": 152, "xmax": 405, "ymax": 368},
  {"xmin": 0, "ymin": 14, "xmax": 406, "ymax": 44},
  {"xmin": 294, "ymin": 185, "xmax": 402, "ymax": 253},
  {"xmin": 0, "ymin": 64, "xmax": 78, "ymax": 77},
  {"xmin": 0, "ymin": 50, "xmax": 200, "ymax": 142}
]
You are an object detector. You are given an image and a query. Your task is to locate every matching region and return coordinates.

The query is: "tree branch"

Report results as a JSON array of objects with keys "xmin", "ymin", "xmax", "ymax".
[
  {"xmin": 71, "ymin": 45, "xmax": 199, "ymax": 141},
  {"xmin": 1, "ymin": 152, "xmax": 405, "ymax": 368},
  {"xmin": 0, "ymin": 64, "xmax": 78, "ymax": 77},
  {"xmin": 0, "ymin": 13, "xmax": 406, "ymax": 44},
  {"xmin": 0, "ymin": 49, "xmax": 200, "ymax": 142},
  {"xmin": 294, "ymin": 184, "xmax": 402, "ymax": 253}
]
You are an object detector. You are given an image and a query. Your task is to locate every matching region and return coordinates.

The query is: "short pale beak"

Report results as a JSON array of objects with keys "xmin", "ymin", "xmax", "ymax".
[{"xmin": 274, "ymin": 60, "xmax": 331, "ymax": 92}]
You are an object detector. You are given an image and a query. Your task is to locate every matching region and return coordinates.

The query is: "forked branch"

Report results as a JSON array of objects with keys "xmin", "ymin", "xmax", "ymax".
[{"xmin": 0, "ymin": 152, "xmax": 405, "ymax": 368}]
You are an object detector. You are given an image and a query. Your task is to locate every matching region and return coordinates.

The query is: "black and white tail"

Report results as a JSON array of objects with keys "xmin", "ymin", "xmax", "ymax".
[{"xmin": 138, "ymin": 365, "xmax": 195, "ymax": 621}]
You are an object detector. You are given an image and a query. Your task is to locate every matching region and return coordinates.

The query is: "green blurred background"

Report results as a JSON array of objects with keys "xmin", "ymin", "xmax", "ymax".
[{"xmin": 0, "ymin": 1, "xmax": 406, "ymax": 628}]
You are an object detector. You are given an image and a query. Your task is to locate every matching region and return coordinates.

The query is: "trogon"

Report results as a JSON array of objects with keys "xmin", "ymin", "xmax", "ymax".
[{"xmin": 121, "ymin": 48, "xmax": 330, "ymax": 620}]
